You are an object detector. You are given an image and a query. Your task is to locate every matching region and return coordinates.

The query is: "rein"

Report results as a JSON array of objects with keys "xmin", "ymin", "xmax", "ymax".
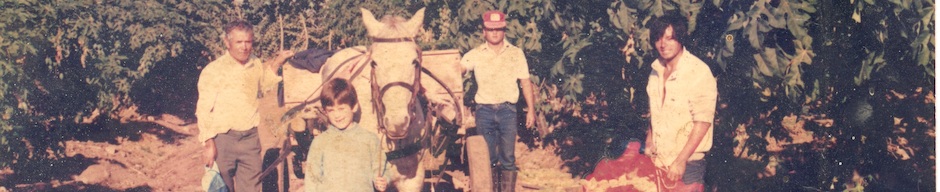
[
  {"xmin": 256, "ymin": 47, "xmax": 371, "ymax": 180},
  {"xmin": 369, "ymin": 37, "xmax": 423, "ymax": 140},
  {"xmin": 258, "ymin": 37, "xmax": 464, "ymax": 181},
  {"xmin": 368, "ymin": 37, "xmax": 432, "ymax": 169}
]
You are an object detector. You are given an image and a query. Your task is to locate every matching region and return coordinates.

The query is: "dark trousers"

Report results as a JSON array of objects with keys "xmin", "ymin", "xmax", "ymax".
[
  {"xmin": 214, "ymin": 127, "xmax": 262, "ymax": 192},
  {"xmin": 682, "ymin": 159, "xmax": 706, "ymax": 184},
  {"xmin": 475, "ymin": 102, "xmax": 518, "ymax": 171}
]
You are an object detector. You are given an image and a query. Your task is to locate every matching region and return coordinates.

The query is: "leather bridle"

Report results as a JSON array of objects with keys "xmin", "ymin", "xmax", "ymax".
[
  {"xmin": 259, "ymin": 37, "xmax": 468, "ymax": 179},
  {"xmin": 369, "ymin": 37, "xmax": 423, "ymax": 140}
]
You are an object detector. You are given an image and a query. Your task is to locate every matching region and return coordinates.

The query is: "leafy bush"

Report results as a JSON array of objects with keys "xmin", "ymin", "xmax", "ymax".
[
  {"xmin": 0, "ymin": 0, "xmax": 229, "ymax": 172},
  {"xmin": 0, "ymin": 1, "xmax": 933, "ymax": 190}
]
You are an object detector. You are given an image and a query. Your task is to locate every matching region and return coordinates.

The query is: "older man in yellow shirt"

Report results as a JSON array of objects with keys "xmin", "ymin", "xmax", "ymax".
[{"xmin": 196, "ymin": 20, "xmax": 294, "ymax": 192}]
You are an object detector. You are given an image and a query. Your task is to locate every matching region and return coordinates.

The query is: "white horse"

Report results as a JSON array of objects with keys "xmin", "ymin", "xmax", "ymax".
[{"xmin": 316, "ymin": 7, "xmax": 429, "ymax": 191}]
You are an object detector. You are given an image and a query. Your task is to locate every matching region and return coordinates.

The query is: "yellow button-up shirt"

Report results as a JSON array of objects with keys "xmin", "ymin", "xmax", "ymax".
[
  {"xmin": 646, "ymin": 48, "xmax": 717, "ymax": 166},
  {"xmin": 196, "ymin": 52, "xmax": 281, "ymax": 143},
  {"xmin": 460, "ymin": 43, "xmax": 530, "ymax": 104}
]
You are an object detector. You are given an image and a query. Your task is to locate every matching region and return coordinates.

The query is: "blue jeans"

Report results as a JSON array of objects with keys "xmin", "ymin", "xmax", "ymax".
[{"xmin": 475, "ymin": 102, "xmax": 518, "ymax": 171}]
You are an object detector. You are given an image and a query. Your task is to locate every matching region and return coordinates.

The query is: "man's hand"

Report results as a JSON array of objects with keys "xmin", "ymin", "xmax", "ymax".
[
  {"xmin": 275, "ymin": 50, "xmax": 295, "ymax": 62},
  {"xmin": 644, "ymin": 141, "xmax": 656, "ymax": 156},
  {"xmin": 374, "ymin": 175, "xmax": 388, "ymax": 192},
  {"xmin": 519, "ymin": 79, "xmax": 536, "ymax": 129},
  {"xmin": 267, "ymin": 50, "xmax": 296, "ymax": 70},
  {"xmin": 666, "ymin": 160, "xmax": 687, "ymax": 182},
  {"xmin": 525, "ymin": 110, "xmax": 535, "ymax": 128},
  {"xmin": 203, "ymin": 139, "xmax": 217, "ymax": 167}
]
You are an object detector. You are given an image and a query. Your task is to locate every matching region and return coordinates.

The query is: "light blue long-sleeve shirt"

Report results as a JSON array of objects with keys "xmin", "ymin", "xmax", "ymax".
[{"xmin": 304, "ymin": 123, "xmax": 386, "ymax": 192}]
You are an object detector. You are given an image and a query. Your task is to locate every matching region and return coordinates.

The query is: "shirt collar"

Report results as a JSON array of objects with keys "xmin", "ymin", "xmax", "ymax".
[
  {"xmin": 651, "ymin": 48, "xmax": 692, "ymax": 77},
  {"xmin": 221, "ymin": 52, "xmax": 260, "ymax": 69},
  {"xmin": 479, "ymin": 42, "xmax": 512, "ymax": 54}
]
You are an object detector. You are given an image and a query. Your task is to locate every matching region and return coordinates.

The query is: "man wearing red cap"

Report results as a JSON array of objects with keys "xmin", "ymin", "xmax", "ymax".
[{"xmin": 460, "ymin": 10, "xmax": 535, "ymax": 192}]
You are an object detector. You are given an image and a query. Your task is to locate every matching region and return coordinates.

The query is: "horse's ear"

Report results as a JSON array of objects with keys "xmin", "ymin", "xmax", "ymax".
[
  {"xmin": 403, "ymin": 7, "xmax": 426, "ymax": 36},
  {"xmin": 361, "ymin": 8, "xmax": 382, "ymax": 37}
]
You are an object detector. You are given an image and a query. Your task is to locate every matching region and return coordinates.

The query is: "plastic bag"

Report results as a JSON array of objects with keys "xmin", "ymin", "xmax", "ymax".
[{"xmin": 202, "ymin": 162, "xmax": 229, "ymax": 192}]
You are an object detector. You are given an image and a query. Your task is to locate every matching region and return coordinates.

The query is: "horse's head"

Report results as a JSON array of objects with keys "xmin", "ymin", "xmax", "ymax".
[{"xmin": 361, "ymin": 8, "xmax": 425, "ymax": 139}]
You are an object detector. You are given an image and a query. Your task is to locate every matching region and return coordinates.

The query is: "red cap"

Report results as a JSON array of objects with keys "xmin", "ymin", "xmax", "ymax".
[{"xmin": 482, "ymin": 10, "xmax": 506, "ymax": 29}]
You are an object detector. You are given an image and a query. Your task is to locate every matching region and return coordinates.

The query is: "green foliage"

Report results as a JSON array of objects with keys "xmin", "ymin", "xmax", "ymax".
[
  {"xmin": 609, "ymin": 0, "xmax": 705, "ymax": 69},
  {"xmin": 238, "ymin": 0, "xmax": 437, "ymax": 56},
  {"xmin": 717, "ymin": 0, "xmax": 817, "ymax": 104},
  {"xmin": 0, "ymin": 1, "xmax": 934, "ymax": 190},
  {"xmin": 0, "ymin": 0, "xmax": 228, "ymax": 169},
  {"xmin": 852, "ymin": 0, "xmax": 934, "ymax": 85},
  {"xmin": 704, "ymin": 0, "xmax": 935, "ymax": 190},
  {"xmin": 212, "ymin": 1, "xmax": 940, "ymax": 190}
]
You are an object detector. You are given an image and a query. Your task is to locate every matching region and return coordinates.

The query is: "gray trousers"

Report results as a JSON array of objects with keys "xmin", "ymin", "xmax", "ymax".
[
  {"xmin": 214, "ymin": 127, "xmax": 262, "ymax": 192},
  {"xmin": 682, "ymin": 159, "xmax": 706, "ymax": 184}
]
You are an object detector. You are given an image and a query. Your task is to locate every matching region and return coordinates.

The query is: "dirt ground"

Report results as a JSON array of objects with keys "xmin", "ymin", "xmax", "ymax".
[
  {"xmin": 0, "ymin": 113, "xmax": 207, "ymax": 192},
  {"xmin": 0, "ymin": 91, "xmax": 592, "ymax": 192},
  {"xmin": 0, "ymin": 117, "xmax": 582, "ymax": 192}
]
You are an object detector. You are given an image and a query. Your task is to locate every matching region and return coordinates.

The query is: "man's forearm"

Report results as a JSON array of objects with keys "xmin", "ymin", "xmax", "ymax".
[
  {"xmin": 673, "ymin": 121, "xmax": 711, "ymax": 163},
  {"xmin": 264, "ymin": 58, "xmax": 286, "ymax": 73},
  {"xmin": 520, "ymin": 79, "xmax": 535, "ymax": 111}
]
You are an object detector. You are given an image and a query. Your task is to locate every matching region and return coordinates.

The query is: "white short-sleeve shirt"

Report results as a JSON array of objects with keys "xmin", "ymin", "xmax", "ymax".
[{"xmin": 460, "ymin": 43, "xmax": 530, "ymax": 104}]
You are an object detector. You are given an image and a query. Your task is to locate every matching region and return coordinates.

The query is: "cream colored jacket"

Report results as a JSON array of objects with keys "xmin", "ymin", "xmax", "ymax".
[{"xmin": 646, "ymin": 48, "xmax": 717, "ymax": 167}]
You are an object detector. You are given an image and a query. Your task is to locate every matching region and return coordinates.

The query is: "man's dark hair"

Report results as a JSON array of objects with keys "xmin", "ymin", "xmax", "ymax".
[
  {"xmin": 223, "ymin": 19, "xmax": 253, "ymax": 37},
  {"xmin": 649, "ymin": 14, "xmax": 689, "ymax": 47},
  {"xmin": 321, "ymin": 78, "xmax": 358, "ymax": 108}
]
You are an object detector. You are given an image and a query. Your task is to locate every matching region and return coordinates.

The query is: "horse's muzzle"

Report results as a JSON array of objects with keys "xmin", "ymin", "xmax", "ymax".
[{"xmin": 384, "ymin": 114, "xmax": 411, "ymax": 139}]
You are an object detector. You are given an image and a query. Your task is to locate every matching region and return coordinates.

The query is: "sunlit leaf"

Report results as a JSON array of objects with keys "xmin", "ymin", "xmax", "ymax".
[
  {"xmin": 747, "ymin": 20, "xmax": 760, "ymax": 48},
  {"xmin": 753, "ymin": 53, "xmax": 773, "ymax": 77},
  {"xmin": 768, "ymin": 16, "xmax": 786, "ymax": 28}
]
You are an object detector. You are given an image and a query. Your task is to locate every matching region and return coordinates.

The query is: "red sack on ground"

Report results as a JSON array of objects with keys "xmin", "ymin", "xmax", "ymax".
[{"xmin": 583, "ymin": 141, "xmax": 659, "ymax": 192}]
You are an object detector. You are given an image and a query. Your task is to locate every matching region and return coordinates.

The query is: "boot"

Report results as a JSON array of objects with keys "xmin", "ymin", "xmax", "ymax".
[
  {"xmin": 500, "ymin": 170, "xmax": 517, "ymax": 192},
  {"xmin": 492, "ymin": 167, "xmax": 501, "ymax": 192}
]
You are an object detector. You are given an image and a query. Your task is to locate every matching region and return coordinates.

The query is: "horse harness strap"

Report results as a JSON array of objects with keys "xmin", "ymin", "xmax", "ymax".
[
  {"xmin": 372, "ymin": 37, "xmax": 415, "ymax": 43},
  {"xmin": 385, "ymin": 98, "xmax": 434, "ymax": 161},
  {"xmin": 385, "ymin": 143, "xmax": 422, "ymax": 160},
  {"xmin": 258, "ymin": 48, "xmax": 372, "ymax": 180},
  {"xmin": 368, "ymin": 36, "xmax": 426, "ymax": 163},
  {"xmin": 368, "ymin": 37, "xmax": 423, "ymax": 138},
  {"xmin": 267, "ymin": 37, "xmax": 466, "ymax": 178},
  {"xmin": 301, "ymin": 47, "xmax": 369, "ymax": 103}
]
